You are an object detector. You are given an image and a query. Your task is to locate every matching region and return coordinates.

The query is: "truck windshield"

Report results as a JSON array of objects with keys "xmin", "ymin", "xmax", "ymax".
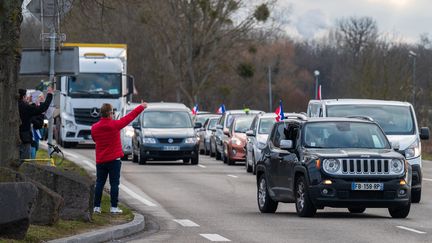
[
  {"xmin": 142, "ymin": 111, "xmax": 192, "ymax": 128},
  {"xmin": 326, "ymin": 105, "xmax": 415, "ymax": 135},
  {"xmin": 68, "ymin": 73, "xmax": 121, "ymax": 98},
  {"xmin": 303, "ymin": 122, "xmax": 390, "ymax": 149}
]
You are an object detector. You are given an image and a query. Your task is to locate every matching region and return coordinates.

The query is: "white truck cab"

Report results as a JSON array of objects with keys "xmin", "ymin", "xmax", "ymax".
[
  {"xmin": 55, "ymin": 43, "xmax": 134, "ymax": 148},
  {"xmin": 307, "ymin": 99, "xmax": 430, "ymax": 203}
]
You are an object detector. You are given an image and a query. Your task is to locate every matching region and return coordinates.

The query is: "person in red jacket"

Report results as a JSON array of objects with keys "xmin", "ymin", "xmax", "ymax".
[{"xmin": 91, "ymin": 102, "xmax": 147, "ymax": 214}]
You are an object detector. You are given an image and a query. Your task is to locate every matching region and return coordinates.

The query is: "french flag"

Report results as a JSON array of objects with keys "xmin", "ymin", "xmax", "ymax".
[
  {"xmin": 217, "ymin": 104, "xmax": 226, "ymax": 114},
  {"xmin": 275, "ymin": 100, "xmax": 284, "ymax": 122},
  {"xmin": 192, "ymin": 104, "xmax": 199, "ymax": 115}
]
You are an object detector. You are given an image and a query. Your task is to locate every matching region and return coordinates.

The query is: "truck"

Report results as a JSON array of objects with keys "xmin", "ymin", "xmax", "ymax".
[{"xmin": 54, "ymin": 43, "xmax": 134, "ymax": 148}]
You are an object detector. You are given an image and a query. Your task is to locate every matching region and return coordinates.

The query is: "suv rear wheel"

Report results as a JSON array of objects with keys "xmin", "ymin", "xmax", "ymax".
[
  {"xmin": 348, "ymin": 207, "xmax": 366, "ymax": 213},
  {"xmin": 295, "ymin": 176, "xmax": 316, "ymax": 217},
  {"xmin": 388, "ymin": 203, "xmax": 411, "ymax": 218},
  {"xmin": 257, "ymin": 174, "xmax": 278, "ymax": 213}
]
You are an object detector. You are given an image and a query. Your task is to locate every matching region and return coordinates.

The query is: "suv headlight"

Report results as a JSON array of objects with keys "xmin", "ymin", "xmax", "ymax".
[
  {"xmin": 185, "ymin": 137, "xmax": 198, "ymax": 144},
  {"xmin": 65, "ymin": 120, "xmax": 76, "ymax": 130},
  {"xmin": 404, "ymin": 139, "xmax": 420, "ymax": 159},
  {"xmin": 142, "ymin": 137, "xmax": 157, "ymax": 144},
  {"xmin": 232, "ymin": 138, "xmax": 242, "ymax": 146},
  {"xmin": 390, "ymin": 159, "xmax": 404, "ymax": 174},
  {"xmin": 323, "ymin": 159, "xmax": 341, "ymax": 174}
]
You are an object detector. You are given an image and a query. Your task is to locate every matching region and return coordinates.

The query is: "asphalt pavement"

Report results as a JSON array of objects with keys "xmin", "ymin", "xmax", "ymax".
[{"xmin": 62, "ymin": 145, "xmax": 432, "ymax": 243}]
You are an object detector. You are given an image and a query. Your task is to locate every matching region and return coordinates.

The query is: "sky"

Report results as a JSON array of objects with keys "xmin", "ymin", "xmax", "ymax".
[{"xmin": 277, "ymin": 0, "xmax": 432, "ymax": 43}]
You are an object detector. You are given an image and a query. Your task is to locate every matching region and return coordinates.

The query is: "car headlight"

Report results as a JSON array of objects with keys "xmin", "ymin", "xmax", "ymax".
[
  {"xmin": 390, "ymin": 159, "xmax": 404, "ymax": 174},
  {"xmin": 125, "ymin": 127, "xmax": 134, "ymax": 137},
  {"xmin": 404, "ymin": 139, "xmax": 420, "ymax": 159},
  {"xmin": 185, "ymin": 137, "xmax": 198, "ymax": 144},
  {"xmin": 232, "ymin": 138, "xmax": 242, "ymax": 146},
  {"xmin": 323, "ymin": 159, "xmax": 341, "ymax": 174},
  {"xmin": 142, "ymin": 137, "xmax": 157, "ymax": 144},
  {"xmin": 65, "ymin": 120, "xmax": 76, "ymax": 130}
]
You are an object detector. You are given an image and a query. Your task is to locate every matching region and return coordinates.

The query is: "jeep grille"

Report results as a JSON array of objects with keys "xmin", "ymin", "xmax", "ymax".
[{"xmin": 341, "ymin": 159, "xmax": 390, "ymax": 175}]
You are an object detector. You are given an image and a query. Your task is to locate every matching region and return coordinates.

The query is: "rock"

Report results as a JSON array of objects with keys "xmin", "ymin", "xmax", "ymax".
[
  {"xmin": 0, "ymin": 182, "xmax": 38, "ymax": 240},
  {"xmin": 20, "ymin": 163, "xmax": 95, "ymax": 221}
]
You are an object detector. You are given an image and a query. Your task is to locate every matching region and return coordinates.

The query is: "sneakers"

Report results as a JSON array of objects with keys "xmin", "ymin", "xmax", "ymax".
[
  {"xmin": 93, "ymin": 207, "xmax": 101, "ymax": 214},
  {"xmin": 110, "ymin": 207, "xmax": 123, "ymax": 214}
]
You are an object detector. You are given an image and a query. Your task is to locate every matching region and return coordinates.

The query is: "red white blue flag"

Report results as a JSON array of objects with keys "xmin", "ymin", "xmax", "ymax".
[
  {"xmin": 192, "ymin": 104, "xmax": 199, "ymax": 115},
  {"xmin": 275, "ymin": 100, "xmax": 284, "ymax": 122},
  {"xmin": 217, "ymin": 104, "xmax": 226, "ymax": 114}
]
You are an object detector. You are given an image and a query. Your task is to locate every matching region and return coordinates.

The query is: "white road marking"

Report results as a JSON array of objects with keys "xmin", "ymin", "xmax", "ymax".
[
  {"xmin": 198, "ymin": 165, "xmax": 206, "ymax": 168},
  {"xmin": 396, "ymin": 226, "xmax": 426, "ymax": 234},
  {"xmin": 119, "ymin": 184, "xmax": 157, "ymax": 207},
  {"xmin": 423, "ymin": 178, "xmax": 432, "ymax": 182},
  {"xmin": 173, "ymin": 219, "xmax": 200, "ymax": 227},
  {"xmin": 227, "ymin": 175, "xmax": 238, "ymax": 178},
  {"xmin": 200, "ymin": 234, "xmax": 231, "ymax": 242}
]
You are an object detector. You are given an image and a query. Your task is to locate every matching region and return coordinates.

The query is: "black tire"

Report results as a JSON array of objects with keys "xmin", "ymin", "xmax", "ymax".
[
  {"xmin": 348, "ymin": 207, "xmax": 366, "ymax": 214},
  {"xmin": 295, "ymin": 176, "xmax": 316, "ymax": 217},
  {"xmin": 257, "ymin": 174, "xmax": 278, "ymax": 213},
  {"xmin": 222, "ymin": 145, "xmax": 228, "ymax": 164},
  {"xmin": 388, "ymin": 203, "xmax": 411, "ymax": 218},
  {"xmin": 138, "ymin": 147, "xmax": 146, "ymax": 165},
  {"xmin": 210, "ymin": 142, "xmax": 215, "ymax": 157},
  {"xmin": 191, "ymin": 155, "xmax": 199, "ymax": 165},
  {"xmin": 246, "ymin": 152, "xmax": 253, "ymax": 173},
  {"xmin": 183, "ymin": 158, "xmax": 190, "ymax": 164},
  {"xmin": 199, "ymin": 148, "xmax": 205, "ymax": 155},
  {"xmin": 227, "ymin": 157, "xmax": 235, "ymax": 165},
  {"xmin": 411, "ymin": 189, "xmax": 421, "ymax": 203},
  {"xmin": 132, "ymin": 150, "xmax": 138, "ymax": 163},
  {"xmin": 205, "ymin": 144, "xmax": 210, "ymax": 156},
  {"xmin": 216, "ymin": 149, "xmax": 221, "ymax": 160},
  {"xmin": 252, "ymin": 154, "xmax": 257, "ymax": 175}
]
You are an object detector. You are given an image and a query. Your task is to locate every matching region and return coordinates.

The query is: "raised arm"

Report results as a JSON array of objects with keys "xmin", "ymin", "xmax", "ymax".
[{"xmin": 113, "ymin": 102, "xmax": 147, "ymax": 130}]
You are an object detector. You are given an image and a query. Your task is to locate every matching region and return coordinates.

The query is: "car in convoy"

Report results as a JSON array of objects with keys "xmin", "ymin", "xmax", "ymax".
[
  {"xmin": 197, "ymin": 114, "xmax": 221, "ymax": 155},
  {"xmin": 246, "ymin": 113, "xmax": 276, "ymax": 174},
  {"xmin": 224, "ymin": 116, "xmax": 255, "ymax": 165},
  {"xmin": 131, "ymin": 102, "xmax": 201, "ymax": 165},
  {"xmin": 256, "ymin": 116, "xmax": 412, "ymax": 218},
  {"xmin": 307, "ymin": 99, "xmax": 429, "ymax": 203},
  {"xmin": 213, "ymin": 109, "xmax": 263, "ymax": 163},
  {"xmin": 118, "ymin": 102, "xmax": 140, "ymax": 160}
]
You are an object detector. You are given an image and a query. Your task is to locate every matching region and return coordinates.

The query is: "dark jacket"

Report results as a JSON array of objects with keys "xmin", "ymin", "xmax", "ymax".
[{"xmin": 18, "ymin": 93, "xmax": 53, "ymax": 143}]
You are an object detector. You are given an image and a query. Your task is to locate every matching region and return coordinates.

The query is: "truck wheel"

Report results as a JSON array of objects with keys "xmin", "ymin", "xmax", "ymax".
[
  {"xmin": 138, "ymin": 147, "xmax": 146, "ymax": 165},
  {"xmin": 411, "ymin": 189, "xmax": 421, "ymax": 203},
  {"xmin": 388, "ymin": 202, "xmax": 411, "ymax": 218},
  {"xmin": 257, "ymin": 174, "xmax": 278, "ymax": 213},
  {"xmin": 348, "ymin": 207, "xmax": 366, "ymax": 213},
  {"xmin": 295, "ymin": 176, "xmax": 316, "ymax": 217},
  {"xmin": 191, "ymin": 155, "xmax": 199, "ymax": 165}
]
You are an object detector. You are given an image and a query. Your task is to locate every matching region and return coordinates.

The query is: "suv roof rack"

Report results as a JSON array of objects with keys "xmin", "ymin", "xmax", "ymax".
[
  {"xmin": 345, "ymin": 115, "xmax": 374, "ymax": 122},
  {"xmin": 284, "ymin": 113, "xmax": 308, "ymax": 121}
]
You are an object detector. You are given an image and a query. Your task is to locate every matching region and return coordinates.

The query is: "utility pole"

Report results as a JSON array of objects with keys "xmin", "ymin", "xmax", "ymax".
[
  {"xmin": 268, "ymin": 65, "xmax": 273, "ymax": 112},
  {"xmin": 409, "ymin": 51, "xmax": 417, "ymax": 108},
  {"xmin": 314, "ymin": 70, "xmax": 320, "ymax": 99}
]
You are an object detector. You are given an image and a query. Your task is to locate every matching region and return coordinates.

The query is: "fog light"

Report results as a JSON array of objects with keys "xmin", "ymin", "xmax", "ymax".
[
  {"xmin": 399, "ymin": 189, "xmax": 406, "ymax": 195},
  {"xmin": 323, "ymin": 180, "xmax": 332, "ymax": 185},
  {"xmin": 400, "ymin": 179, "xmax": 406, "ymax": 185},
  {"xmin": 322, "ymin": 188, "xmax": 329, "ymax": 195}
]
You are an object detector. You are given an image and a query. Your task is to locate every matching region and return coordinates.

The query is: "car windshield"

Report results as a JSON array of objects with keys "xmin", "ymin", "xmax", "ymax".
[
  {"xmin": 208, "ymin": 118, "xmax": 218, "ymax": 130},
  {"xmin": 142, "ymin": 111, "xmax": 192, "ymax": 128},
  {"xmin": 258, "ymin": 118, "xmax": 275, "ymax": 134},
  {"xmin": 68, "ymin": 73, "xmax": 121, "ymax": 98},
  {"xmin": 326, "ymin": 105, "xmax": 415, "ymax": 135},
  {"xmin": 303, "ymin": 121, "xmax": 390, "ymax": 149},
  {"xmin": 234, "ymin": 117, "xmax": 254, "ymax": 133}
]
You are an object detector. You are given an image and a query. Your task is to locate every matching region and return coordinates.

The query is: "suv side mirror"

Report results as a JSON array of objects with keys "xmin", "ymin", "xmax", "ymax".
[
  {"xmin": 246, "ymin": 130, "xmax": 255, "ymax": 136},
  {"xmin": 194, "ymin": 122, "xmax": 202, "ymax": 129},
  {"xmin": 132, "ymin": 121, "xmax": 140, "ymax": 129},
  {"xmin": 280, "ymin": 140, "xmax": 293, "ymax": 150},
  {"xmin": 420, "ymin": 127, "xmax": 430, "ymax": 140}
]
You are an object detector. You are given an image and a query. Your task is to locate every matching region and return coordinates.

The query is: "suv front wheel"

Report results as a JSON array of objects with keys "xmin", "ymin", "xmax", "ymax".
[
  {"xmin": 295, "ymin": 176, "xmax": 316, "ymax": 217},
  {"xmin": 388, "ymin": 203, "xmax": 411, "ymax": 218},
  {"xmin": 257, "ymin": 174, "xmax": 278, "ymax": 213}
]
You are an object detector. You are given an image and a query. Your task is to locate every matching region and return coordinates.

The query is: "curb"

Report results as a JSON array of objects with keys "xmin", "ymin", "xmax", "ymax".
[{"xmin": 48, "ymin": 213, "xmax": 145, "ymax": 243}]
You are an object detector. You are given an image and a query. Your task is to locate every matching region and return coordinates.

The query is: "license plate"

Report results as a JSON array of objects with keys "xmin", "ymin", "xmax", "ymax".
[
  {"xmin": 351, "ymin": 182, "xmax": 384, "ymax": 191},
  {"xmin": 163, "ymin": 146, "xmax": 180, "ymax": 151}
]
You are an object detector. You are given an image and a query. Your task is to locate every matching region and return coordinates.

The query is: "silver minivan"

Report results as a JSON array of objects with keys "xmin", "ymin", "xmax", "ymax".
[{"xmin": 307, "ymin": 99, "xmax": 430, "ymax": 203}]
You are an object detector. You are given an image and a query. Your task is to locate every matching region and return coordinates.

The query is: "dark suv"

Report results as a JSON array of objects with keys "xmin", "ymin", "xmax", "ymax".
[{"xmin": 256, "ymin": 116, "xmax": 411, "ymax": 218}]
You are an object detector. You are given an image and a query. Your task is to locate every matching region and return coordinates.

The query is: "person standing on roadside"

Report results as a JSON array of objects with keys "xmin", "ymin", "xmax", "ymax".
[
  {"xmin": 91, "ymin": 102, "xmax": 147, "ymax": 214},
  {"xmin": 18, "ymin": 87, "xmax": 54, "ymax": 162}
]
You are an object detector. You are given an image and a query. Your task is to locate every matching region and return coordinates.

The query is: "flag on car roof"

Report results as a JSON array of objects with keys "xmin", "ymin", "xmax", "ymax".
[
  {"xmin": 192, "ymin": 104, "xmax": 199, "ymax": 115},
  {"xmin": 275, "ymin": 100, "xmax": 284, "ymax": 122},
  {"xmin": 317, "ymin": 85, "xmax": 322, "ymax": 100},
  {"xmin": 217, "ymin": 104, "xmax": 226, "ymax": 114}
]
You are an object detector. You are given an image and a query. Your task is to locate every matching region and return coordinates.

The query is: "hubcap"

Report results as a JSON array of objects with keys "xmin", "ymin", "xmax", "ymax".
[
  {"xmin": 296, "ymin": 181, "xmax": 305, "ymax": 210},
  {"xmin": 258, "ymin": 178, "xmax": 266, "ymax": 208}
]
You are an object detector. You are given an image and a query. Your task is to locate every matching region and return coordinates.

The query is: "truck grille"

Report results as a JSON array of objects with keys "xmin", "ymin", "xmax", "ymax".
[
  {"xmin": 341, "ymin": 159, "xmax": 390, "ymax": 175},
  {"xmin": 74, "ymin": 108, "xmax": 100, "ymax": 126}
]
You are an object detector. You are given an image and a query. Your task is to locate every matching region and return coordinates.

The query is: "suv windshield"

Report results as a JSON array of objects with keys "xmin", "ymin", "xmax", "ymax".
[
  {"xmin": 303, "ymin": 122, "xmax": 390, "ymax": 149},
  {"xmin": 68, "ymin": 73, "xmax": 122, "ymax": 98},
  {"xmin": 326, "ymin": 105, "xmax": 414, "ymax": 135},
  {"xmin": 234, "ymin": 117, "xmax": 254, "ymax": 133},
  {"xmin": 142, "ymin": 111, "xmax": 192, "ymax": 128},
  {"xmin": 258, "ymin": 118, "xmax": 275, "ymax": 134}
]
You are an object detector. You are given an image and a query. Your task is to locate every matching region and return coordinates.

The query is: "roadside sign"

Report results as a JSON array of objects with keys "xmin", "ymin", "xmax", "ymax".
[
  {"xmin": 20, "ymin": 47, "xmax": 79, "ymax": 76},
  {"xmin": 26, "ymin": 0, "xmax": 73, "ymax": 28}
]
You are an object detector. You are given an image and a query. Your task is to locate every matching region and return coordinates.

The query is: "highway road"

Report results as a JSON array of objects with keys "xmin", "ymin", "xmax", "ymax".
[{"xmin": 62, "ymin": 145, "xmax": 432, "ymax": 243}]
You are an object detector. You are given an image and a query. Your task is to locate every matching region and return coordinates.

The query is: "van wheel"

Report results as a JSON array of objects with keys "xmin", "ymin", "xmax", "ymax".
[
  {"xmin": 411, "ymin": 189, "xmax": 421, "ymax": 203},
  {"xmin": 138, "ymin": 147, "xmax": 146, "ymax": 165},
  {"xmin": 191, "ymin": 155, "xmax": 199, "ymax": 165},
  {"xmin": 295, "ymin": 176, "xmax": 316, "ymax": 217},
  {"xmin": 257, "ymin": 174, "xmax": 278, "ymax": 213},
  {"xmin": 388, "ymin": 203, "xmax": 411, "ymax": 218}
]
